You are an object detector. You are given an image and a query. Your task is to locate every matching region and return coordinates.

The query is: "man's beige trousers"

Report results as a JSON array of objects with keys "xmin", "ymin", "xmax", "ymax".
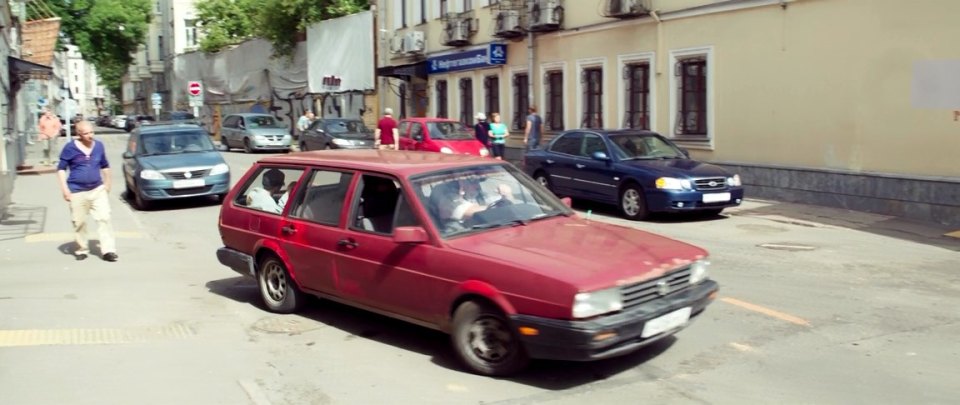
[{"xmin": 69, "ymin": 186, "xmax": 116, "ymax": 256}]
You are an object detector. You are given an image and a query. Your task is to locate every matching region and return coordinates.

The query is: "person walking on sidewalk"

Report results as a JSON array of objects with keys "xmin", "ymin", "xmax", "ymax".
[
  {"xmin": 524, "ymin": 106, "xmax": 544, "ymax": 151},
  {"xmin": 56, "ymin": 121, "xmax": 118, "ymax": 262},
  {"xmin": 473, "ymin": 112, "xmax": 491, "ymax": 154},
  {"xmin": 488, "ymin": 112, "xmax": 508, "ymax": 160},
  {"xmin": 375, "ymin": 108, "xmax": 399, "ymax": 150}
]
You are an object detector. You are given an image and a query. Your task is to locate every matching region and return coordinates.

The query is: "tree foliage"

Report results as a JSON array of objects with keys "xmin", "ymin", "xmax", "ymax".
[
  {"xmin": 194, "ymin": 0, "xmax": 257, "ymax": 53},
  {"xmin": 35, "ymin": 0, "xmax": 152, "ymax": 97},
  {"xmin": 196, "ymin": 0, "xmax": 368, "ymax": 58}
]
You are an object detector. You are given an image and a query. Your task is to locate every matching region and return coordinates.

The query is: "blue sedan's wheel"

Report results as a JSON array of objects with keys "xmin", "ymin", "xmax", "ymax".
[
  {"xmin": 534, "ymin": 171, "xmax": 552, "ymax": 191},
  {"xmin": 620, "ymin": 184, "xmax": 649, "ymax": 220}
]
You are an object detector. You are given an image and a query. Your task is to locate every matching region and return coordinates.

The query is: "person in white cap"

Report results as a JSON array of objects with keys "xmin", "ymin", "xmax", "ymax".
[
  {"xmin": 473, "ymin": 112, "xmax": 491, "ymax": 154},
  {"xmin": 375, "ymin": 107, "xmax": 399, "ymax": 150}
]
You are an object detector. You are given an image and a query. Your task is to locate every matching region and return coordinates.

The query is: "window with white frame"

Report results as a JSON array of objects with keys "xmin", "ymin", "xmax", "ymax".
[
  {"xmin": 440, "ymin": 0, "xmax": 448, "ymax": 16},
  {"xmin": 624, "ymin": 63, "xmax": 650, "ymax": 129},
  {"xmin": 419, "ymin": 0, "xmax": 426, "ymax": 24},
  {"xmin": 512, "ymin": 72, "xmax": 529, "ymax": 130},
  {"xmin": 484, "ymin": 75, "xmax": 499, "ymax": 116},
  {"xmin": 459, "ymin": 78, "xmax": 473, "ymax": 124},
  {"xmin": 185, "ymin": 19, "xmax": 198, "ymax": 47},
  {"xmin": 545, "ymin": 70, "xmax": 563, "ymax": 131},
  {"xmin": 436, "ymin": 80, "xmax": 448, "ymax": 118},
  {"xmin": 581, "ymin": 67, "xmax": 603, "ymax": 129},
  {"xmin": 675, "ymin": 58, "xmax": 707, "ymax": 136},
  {"xmin": 670, "ymin": 47, "xmax": 712, "ymax": 142}
]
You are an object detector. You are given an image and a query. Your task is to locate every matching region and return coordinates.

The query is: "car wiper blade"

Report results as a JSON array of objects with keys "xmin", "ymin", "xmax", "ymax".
[
  {"xmin": 531, "ymin": 212, "xmax": 568, "ymax": 221},
  {"xmin": 470, "ymin": 219, "xmax": 530, "ymax": 230}
]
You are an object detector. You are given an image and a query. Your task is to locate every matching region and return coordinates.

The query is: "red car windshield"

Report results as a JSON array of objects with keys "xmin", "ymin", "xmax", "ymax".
[
  {"xmin": 411, "ymin": 164, "xmax": 572, "ymax": 238},
  {"xmin": 426, "ymin": 121, "xmax": 475, "ymax": 140}
]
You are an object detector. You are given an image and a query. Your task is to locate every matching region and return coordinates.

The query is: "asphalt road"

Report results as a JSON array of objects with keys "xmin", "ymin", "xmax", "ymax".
[{"xmin": 1, "ymin": 130, "xmax": 958, "ymax": 405}]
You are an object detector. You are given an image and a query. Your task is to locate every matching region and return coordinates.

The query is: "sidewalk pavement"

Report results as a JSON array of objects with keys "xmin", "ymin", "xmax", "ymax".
[{"xmin": 2, "ymin": 135, "xmax": 144, "ymax": 262}]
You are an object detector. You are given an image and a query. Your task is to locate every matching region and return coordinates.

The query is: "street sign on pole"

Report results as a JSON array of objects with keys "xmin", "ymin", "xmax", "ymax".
[
  {"xmin": 188, "ymin": 81, "xmax": 203, "ymax": 117},
  {"xmin": 151, "ymin": 92, "xmax": 162, "ymax": 117}
]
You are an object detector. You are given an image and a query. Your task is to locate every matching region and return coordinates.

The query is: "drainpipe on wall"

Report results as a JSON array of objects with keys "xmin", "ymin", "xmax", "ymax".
[
  {"xmin": 527, "ymin": 0, "xmax": 536, "ymax": 131},
  {"xmin": 373, "ymin": 2, "xmax": 383, "ymax": 121},
  {"xmin": 650, "ymin": 10, "xmax": 663, "ymax": 77}
]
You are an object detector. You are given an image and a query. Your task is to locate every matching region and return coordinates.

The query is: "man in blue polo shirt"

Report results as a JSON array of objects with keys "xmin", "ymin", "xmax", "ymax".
[{"xmin": 57, "ymin": 121, "xmax": 118, "ymax": 262}]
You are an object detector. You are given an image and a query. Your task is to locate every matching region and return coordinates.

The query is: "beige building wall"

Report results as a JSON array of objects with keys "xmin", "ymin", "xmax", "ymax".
[{"xmin": 379, "ymin": 0, "xmax": 960, "ymax": 180}]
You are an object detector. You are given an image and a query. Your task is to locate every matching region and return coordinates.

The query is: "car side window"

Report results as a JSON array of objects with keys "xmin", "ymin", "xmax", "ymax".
[
  {"xmin": 549, "ymin": 133, "xmax": 583, "ymax": 156},
  {"xmin": 288, "ymin": 169, "xmax": 354, "ymax": 226},
  {"xmin": 349, "ymin": 174, "xmax": 416, "ymax": 235},
  {"xmin": 307, "ymin": 120, "xmax": 323, "ymax": 131},
  {"xmin": 581, "ymin": 133, "xmax": 608, "ymax": 158},
  {"xmin": 398, "ymin": 121, "xmax": 410, "ymax": 137},
  {"xmin": 234, "ymin": 167, "xmax": 305, "ymax": 215},
  {"xmin": 222, "ymin": 116, "xmax": 237, "ymax": 128},
  {"xmin": 410, "ymin": 123, "xmax": 424, "ymax": 139}
]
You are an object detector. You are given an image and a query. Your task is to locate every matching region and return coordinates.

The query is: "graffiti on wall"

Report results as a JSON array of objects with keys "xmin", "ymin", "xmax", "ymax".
[{"xmin": 175, "ymin": 90, "xmax": 370, "ymax": 138}]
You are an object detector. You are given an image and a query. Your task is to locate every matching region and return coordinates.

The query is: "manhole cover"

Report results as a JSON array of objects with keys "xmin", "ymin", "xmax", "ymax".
[
  {"xmin": 251, "ymin": 317, "xmax": 323, "ymax": 334},
  {"xmin": 758, "ymin": 243, "xmax": 817, "ymax": 252}
]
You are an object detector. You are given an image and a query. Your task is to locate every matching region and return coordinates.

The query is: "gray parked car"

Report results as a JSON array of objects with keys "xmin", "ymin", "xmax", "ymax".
[
  {"xmin": 299, "ymin": 118, "xmax": 376, "ymax": 151},
  {"xmin": 220, "ymin": 113, "xmax": 292, "ymax": 153}
]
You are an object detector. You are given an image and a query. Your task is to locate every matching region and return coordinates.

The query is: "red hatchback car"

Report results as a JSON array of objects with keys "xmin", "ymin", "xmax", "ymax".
[
  {"xmin": 216, "ymin": 150, "xmax": 719, "ymax": 376},
  {"xmin": 398, "ymin": 118, "xmax": 490, "ymax": 157}
]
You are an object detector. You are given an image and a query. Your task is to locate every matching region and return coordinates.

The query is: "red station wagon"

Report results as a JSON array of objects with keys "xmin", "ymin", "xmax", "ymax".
[
  {"xmin": 398, "ymin": 118, "xmax": 490, "ymax": 157},
  {"xmin": 215, "ymin": 150, "xmax": 719, "ymax": 376}
]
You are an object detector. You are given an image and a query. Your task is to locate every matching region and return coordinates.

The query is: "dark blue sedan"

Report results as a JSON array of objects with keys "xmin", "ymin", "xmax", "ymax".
[{"xmin": 523, "ymin": 130, "xmax": 744, "ymax": 220}]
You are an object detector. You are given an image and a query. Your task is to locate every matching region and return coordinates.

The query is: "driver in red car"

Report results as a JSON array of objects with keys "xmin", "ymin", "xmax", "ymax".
[{"xmin": 434, "ymin": 179, "xmax": 514, "ymax": 226}]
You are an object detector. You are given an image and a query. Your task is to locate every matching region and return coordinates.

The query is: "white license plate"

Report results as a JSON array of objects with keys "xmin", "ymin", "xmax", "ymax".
[
  {"xmin": 702, "ymin": 192, "xmax": 731, "ymax": 203},
  {"xmin": 172, "ymin": 179, "xmax": 205, "ymax": 189},
  {"xmin": 641, "ymin": 307, "xmax": 692, "ymax": 338}
]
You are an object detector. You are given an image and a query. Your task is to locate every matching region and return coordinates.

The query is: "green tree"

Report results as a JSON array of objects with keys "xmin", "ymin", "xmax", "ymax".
[
  {"xmin": 195, "ymin": 0, "xmax": 368, "ymax": 58},
  {"xmin": 194, "ymin": 0, "xmax": 257, "ymax": 53},
  {"xmin": 33, "ymin": 0, "xmax": 152, "ymax": 97}
]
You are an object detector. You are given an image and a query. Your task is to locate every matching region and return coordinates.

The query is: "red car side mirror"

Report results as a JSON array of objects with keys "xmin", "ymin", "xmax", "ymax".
[{"xmin": 393, "ymin": 226, "xmax": 429, "ymax": 244}]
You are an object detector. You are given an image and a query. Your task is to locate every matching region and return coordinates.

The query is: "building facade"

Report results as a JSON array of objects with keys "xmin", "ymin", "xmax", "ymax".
[
  {"xmin": 377, "ymin": 0, "xmax": 960, "ymax": 226},
  {"xmin": 123, "ymin": 0, "xmax": 200, "ymax": 113}
]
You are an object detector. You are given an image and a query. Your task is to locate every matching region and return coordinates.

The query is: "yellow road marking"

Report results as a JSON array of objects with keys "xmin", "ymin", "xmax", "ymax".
[
  {"xmin": 945, "ymin": 230, "xmax": 960, "ymax": 239},
  {"xmin": 721, "ymin": 297, "xmax": 811, "ymax": 327},
  {"xmin": 0, "ymin": 324, "xmax": 194, "ymax": 347},
  {"xmin": 24, "ymin": 231, "xmax": 146, "ymax": 243}
]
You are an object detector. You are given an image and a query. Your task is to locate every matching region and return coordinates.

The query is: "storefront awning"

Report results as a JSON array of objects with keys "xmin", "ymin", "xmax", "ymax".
[
  {"xmin": 376, "ymin": 61, "xmax": 427, "ymax": 80},
  {"xmin": 9, "ymin": 56, "xmax": 53, "ymax": 91}
]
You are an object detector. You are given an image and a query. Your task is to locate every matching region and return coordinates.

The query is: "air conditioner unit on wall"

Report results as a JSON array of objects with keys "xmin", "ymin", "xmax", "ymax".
[
  {"xmin": 442, "ymin": 18, "xmax": 470, "ymax": 46},
  {"xmin": 493, "ymin": 10, "xmax": 523, "ymax": 38},
  {"xmin": 529, "ymin": 0, "xmax": 563, "ymax": 32},
  {"xmin": 404, "ymin": 31, "xmax": 425, "ymax": 54},
  {"xmin": 605, "ymin": 0, "xmax": 648, "ymax": 18},
  {"xmin": 390, "ymin": 34, "xmax": 404, "ymax": 54}
]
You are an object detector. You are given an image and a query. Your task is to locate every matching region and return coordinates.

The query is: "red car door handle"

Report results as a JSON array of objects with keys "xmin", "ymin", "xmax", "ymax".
[
  {"xmin": 338, "ymin": 238, "xmax": 359, "ymax": 249},
  {"xmin": 281, "ymin": 225, "xmax": 297, "ymax": 235}
]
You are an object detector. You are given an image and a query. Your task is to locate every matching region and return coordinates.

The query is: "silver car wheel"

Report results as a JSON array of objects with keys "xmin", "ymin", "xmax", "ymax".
[
  {"xmin": 622, "ymin": 188, "xmax": 641, "ymax": 216},
  {"xmin": 262, "ymin": 261, "xmax": 287, "ymax": 303}
]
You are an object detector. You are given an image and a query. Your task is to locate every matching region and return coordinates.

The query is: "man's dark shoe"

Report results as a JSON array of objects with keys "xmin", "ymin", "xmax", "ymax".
[
  {"xmin": 75, "ymin": 254, "xmax": 88, "ymax": 261},
  {"xmin": 103, "ymin": 253, "xmax": 118, "ymax": 262}
]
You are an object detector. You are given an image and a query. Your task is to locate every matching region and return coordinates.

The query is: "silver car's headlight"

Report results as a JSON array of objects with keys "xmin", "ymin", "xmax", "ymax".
[
  {"xmin": 209, "ymin": 163, "xmax": 229, "ymax": 176},
  {"xmin": 572, "ymin": 287, "xmax": 623, "ymax": 319},
  {"xmin": 689, "ymin": 259, "xmax": 710, "ymax": 284},
  {"xmin": 254, "ymin": 135, "xmax": 266, "ymax": 141},
  {"xmin": 140, "ymin": 170, "xmax": 164, "ymax": 180},
  {"xmin": 332, "ymin": 138, "xmax": 351, "ymax": 146}
]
